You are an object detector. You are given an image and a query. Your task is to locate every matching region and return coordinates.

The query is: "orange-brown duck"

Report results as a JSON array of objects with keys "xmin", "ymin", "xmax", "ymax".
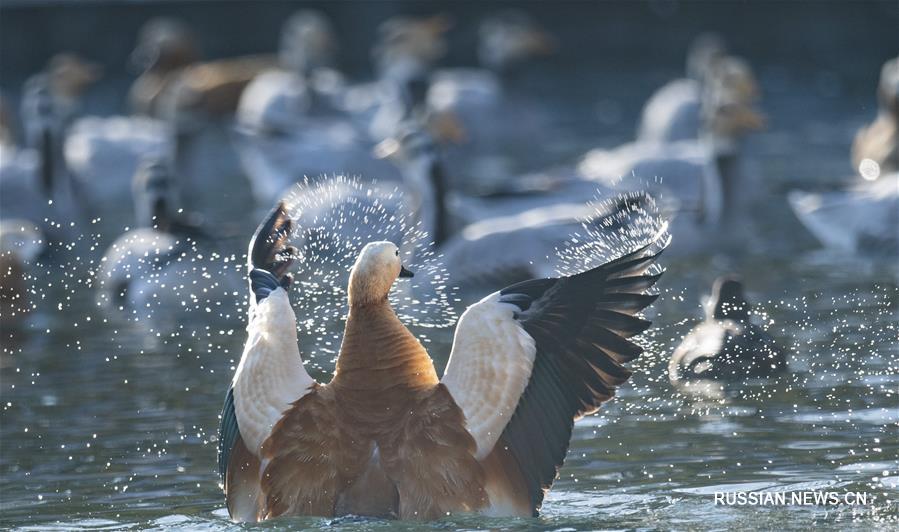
[{"xmin": 218, "ymin": 202, "xmax": 665, "ymax": 521}]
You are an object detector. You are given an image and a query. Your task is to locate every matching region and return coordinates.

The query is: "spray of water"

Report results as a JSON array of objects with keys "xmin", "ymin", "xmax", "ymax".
[{"xmin": 279, "ymin": 175, "xmax": 459, "ymax": 369}]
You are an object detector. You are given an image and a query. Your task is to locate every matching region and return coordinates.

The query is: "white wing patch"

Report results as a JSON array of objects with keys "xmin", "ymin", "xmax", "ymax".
[
  {"xmin": 441, "ymin": 292, "xmax": 537, "ymax": 460},
  {"xmin": 233, "ymin": 288, "xmax": 314, "ymax": 456}
]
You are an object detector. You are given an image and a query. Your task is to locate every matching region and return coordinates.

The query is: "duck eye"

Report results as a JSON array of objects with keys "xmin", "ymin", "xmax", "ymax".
[{"xmin": 395, "ymin": 250, "xmax": 399, "ymax": 256}]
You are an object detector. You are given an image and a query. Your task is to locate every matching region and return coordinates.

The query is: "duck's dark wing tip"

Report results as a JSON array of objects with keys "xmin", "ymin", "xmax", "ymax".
[
  {"xmin": 249, "ymin": 202, "xmax": 293, "ymax": 270},
  {"xmin": 248, "ymin": 202, "xmax": 298, "ymax": 302},
  {"xmin": 501, "ymin": 244, "xmax": 664, "ymax": 511},
  {"xmin": 445, "ymin": 233, "xmax": 666, "ymax": 515},
  {"xmin": 217, "ymin": 386, "xmax": 239, "ymax": 485}
]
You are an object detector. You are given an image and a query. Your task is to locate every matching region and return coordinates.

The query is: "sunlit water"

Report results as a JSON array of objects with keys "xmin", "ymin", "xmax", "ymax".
[{"xmin": 2, "ymin": 67, "xmax": 898, "ymax": 531}]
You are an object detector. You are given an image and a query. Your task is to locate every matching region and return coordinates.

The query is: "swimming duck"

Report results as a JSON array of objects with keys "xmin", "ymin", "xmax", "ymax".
[
  {"xmin": 95, "ymin": 158, "xmax": 236, "ymax": 321},
  {"xmin": 788, "ymin": 172, "xmax": 898, "ymax": 255},
  {"xmin": 669, "ymin": 276, "xmax": 787, "ymax": 386},
  {"xmin": 357, "ymin": 14, "xmax": 452, "ymax": 142},
  {"xmin": 377, "ymin": 124, "xmax": 601, "ymax": 232},
  {"xmin": 129, "ymin": 18, "xmax": 276, "ymax": 192},
  {"xmin": 438, "ymin": 192, "xmax": 664, "ymax": 290},
  {"xmin": 851, "ymin": 56, "xmax": 898, "ymax": 179},
  {"xmin": 7, "ymin": 52, "xmax": 178, "ymax": 226},
  {"xmin": 637, "ymin": 35, "xmax": 759, "ymax": 144},
  {"xmin": 218, "ymin": 201, "xmax": 665, "ymax": 521},
  {"xmin": 373, "ymin": 125, "xmax": 658, "ymax": 292},
  {"xmin": 3, "ymin": 72, "xmax": 85, "ymax": 240},
  {"xmin": 129, "ymin": 18, "xmax": 201, "ymax": 117},
  {"xmin": 788, "ymin": 59, "xmax": 898, "ymax": 256},
  {"xmin": 127, "ymin": 18, "xmax": 270, "ymax": 221},
  {"xmin": 63, "ymin": 114, "xmax": 174, "ymax": 217},
  {"xmin": 275, "ymin": 10, "xmax": 345, "ymax": 112},
  {"xmin": 233, "ymin": 71, "xmax": 372, "ymax": 207},
  {"xmin": 20, "ymin": 54, "xmax": 102, "ymax": 140},
  {"xmin": 232, "ymin": 9, "xmax": 345, "ymax": 126},
  {"xmin": 579, "ymin": 85, "xmax": 765, "ymax": 253},
  {"xmin": 425, "ymin": 10, "xmax": 556, "ymax": 193}
]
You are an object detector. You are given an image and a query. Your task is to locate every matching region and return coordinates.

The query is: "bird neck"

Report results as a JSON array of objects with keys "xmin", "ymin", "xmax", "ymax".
[
  {"xmin": 38, "ymin": 127, "xmax": 57, "ymax": 197},
  {"xmin": 405, "ymin": 157, "xmax": 449, "ymax": 247},
  {"xmin": 697, "ymin": 136, "xmax": 741, "ymax": 224},
  {"xmin": 145, "ymin": 196, "xmax": 173, "ymax": 232},
  {"xmin": 714, "ymin": 150, "xmax": 740, "ymax": 222},
  {"xmin": 332, "ymin": 300, "xmax": 438, "ymax": 396}
]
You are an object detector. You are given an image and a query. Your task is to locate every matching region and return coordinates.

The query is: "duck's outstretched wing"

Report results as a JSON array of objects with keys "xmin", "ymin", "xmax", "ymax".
[
  {"xmin": 219, "ymin": 201, "xmax": 311, "ymax": 522},
  {"xmin": 441, "ymin": 236, "xmax": 666, "ymax": 515}
]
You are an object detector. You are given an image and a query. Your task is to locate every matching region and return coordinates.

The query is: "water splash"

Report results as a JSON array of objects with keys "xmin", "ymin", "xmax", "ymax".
[{"xmin": 280, "ymin": 175, "xmax": 459, "ymax": 368}]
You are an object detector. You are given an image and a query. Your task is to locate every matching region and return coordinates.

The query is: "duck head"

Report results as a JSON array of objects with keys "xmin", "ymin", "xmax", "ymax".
[
  {"xmin": 131, "ymin": 18, "xmax": 199, "ymax": 74},
  {"xmin": 279, "ymin": 10, "xmax": 338, "ymax": 76},
  {"xmin": 708, "ymin": 55, "xmax": 760, "ymax": 104},
  {"xmin": 702, "ymin": 84, "xmax": 765, "ymax": 157},
  {"xmin": 709, "ymin": 276, "xmax": 751, "ymax": 322},
  {"xmin": 373, "ymin": 14, "xmax": 451, "ymax": 95},
  {"xmin": 478, "ymin": 10, "xmax": 556, "ymax": 75},
  {"xmin": 45, "ymin": 54, "xmax": 102, "ymax": 104},
  {"xmin": 348, "ymin": 241, "xmax": 414, "ymax": 307}
]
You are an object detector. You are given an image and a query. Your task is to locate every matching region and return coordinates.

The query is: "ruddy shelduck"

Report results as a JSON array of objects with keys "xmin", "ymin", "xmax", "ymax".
[{"xmin": 218, "ymin": 202, "xmax": 665, "ymax": 521}]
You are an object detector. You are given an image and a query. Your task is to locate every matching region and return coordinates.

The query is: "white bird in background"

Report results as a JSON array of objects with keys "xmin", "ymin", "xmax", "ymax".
[
  {"xmin": 851, "ymin": 56, "xmax": 898, "ymax": 179},
  {"xmin": 5, "ymin": 52, "xmax": 178, "ymax": 235},
  {"xmin": 578, "ymin": 81, "xmax": 766, "ymax": 254},
  {"xmin": 636, "ymin": 34, "xmax": 759, "ymax": 144},
  {"xmin": 374, "ymin": 125, "xmax": 666, "ymax": 291},
  {"xmin": 276, "ymin": 9, "xmax": 345, "ymax": 112},
  {"xmin": 220, "ymin": 9, "xmax": 345, "ymax": 128},
  {"xmin": 789, "ymin": 172, "xmax": 898, "ymax": 256},
  {"xmin": 426, "ymin": 10, "xmax": 557, "ymax": 194},
  {"xmin": 95, "ymin": 158, "xmax": 240, "ymax": 325},
  {"xmin": 233, "ymin": 70, "xmax": 370, "ymax": 207},
  {"xmin": 350, "ymin": 14, "xmax": 453, "ymax": 143},
  {"xmin": 3, "ymin": 69, "xmax": 89, "ymax": 242},
  {"xmin": 438, "ymin": 193, "xmax": 666, "ymax": 291},
  {"xmin": 64, "ymin": 115, "xmax": 174, "ymax": 217},
  {"xmin": 789, "ymin": 57, "xmax": 898, "ymax": 257}
]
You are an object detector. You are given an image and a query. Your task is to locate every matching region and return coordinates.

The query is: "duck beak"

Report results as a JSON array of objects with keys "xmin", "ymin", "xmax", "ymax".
[{"xmin": 399, "ymin": 265, "xmax": 415, "ymax": 278}]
